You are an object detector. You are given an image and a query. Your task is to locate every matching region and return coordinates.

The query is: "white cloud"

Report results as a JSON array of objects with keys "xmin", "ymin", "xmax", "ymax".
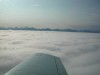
[{"xmin": 0, "ymin": 30, "xmax": 100, "ymax": 75}]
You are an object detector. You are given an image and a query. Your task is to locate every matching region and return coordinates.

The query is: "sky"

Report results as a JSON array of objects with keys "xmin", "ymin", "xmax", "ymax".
[
  {"xmin": 0, "ymin": 0, "xmax": 100, "ymax": 30},
  {"xmin": 0, "ymin": 30, "xmax": 100, "ymax": 75}
]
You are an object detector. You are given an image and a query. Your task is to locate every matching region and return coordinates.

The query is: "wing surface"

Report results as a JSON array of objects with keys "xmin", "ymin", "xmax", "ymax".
[{"xmin": 5, "ymin": 53, "xmax": 68, "ymax": 75}]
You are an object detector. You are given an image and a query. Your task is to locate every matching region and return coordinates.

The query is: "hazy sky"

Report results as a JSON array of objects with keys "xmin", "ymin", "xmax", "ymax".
[{"xmin": 0, "ymin": 0, "xmax": 100, "ymax": 30}]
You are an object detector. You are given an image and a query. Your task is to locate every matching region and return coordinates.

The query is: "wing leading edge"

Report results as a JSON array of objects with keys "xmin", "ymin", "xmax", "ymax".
[{"xmin": 5, "ymin": 53, "xmax": 68, "ymax": 75}]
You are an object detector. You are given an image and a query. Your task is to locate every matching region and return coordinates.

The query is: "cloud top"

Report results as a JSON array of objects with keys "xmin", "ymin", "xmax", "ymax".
[{"xmin": 0, "ymin": 30, "xmax": 100, "ymax": 75}]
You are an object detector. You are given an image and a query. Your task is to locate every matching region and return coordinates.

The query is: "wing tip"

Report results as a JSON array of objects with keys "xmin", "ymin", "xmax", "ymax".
[{"xmin": 34, "ymin": 53, "xmax": 59, "ymax": 58}]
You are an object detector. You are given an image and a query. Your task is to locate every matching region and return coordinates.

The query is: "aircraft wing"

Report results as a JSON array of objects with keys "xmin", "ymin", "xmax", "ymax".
[{"xmin": 5, "ymin": 53, "xmax": 68, "ymax": 75}]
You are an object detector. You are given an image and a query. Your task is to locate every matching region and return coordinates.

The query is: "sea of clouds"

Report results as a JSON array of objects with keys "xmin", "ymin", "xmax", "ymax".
[{"xmin": 0, "ymin": 30, "xmax": 100, "ymax": 75}]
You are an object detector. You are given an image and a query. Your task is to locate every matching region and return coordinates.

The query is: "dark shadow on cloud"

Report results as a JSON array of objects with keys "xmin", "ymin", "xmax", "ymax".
[
  {"xmin": 11, "ymin": 41, "xmax": 24, "ymax": 45},
  {"xmin": 65, "ymin": 51, "xmax": 81, "ymax": 58},
  {"xmin": 54, "ymin": 42, "xmax": 70, "ymax": 47},
  {"xmin": 0, "ymin": 39, "xmax": 4, "ymax": 40}
]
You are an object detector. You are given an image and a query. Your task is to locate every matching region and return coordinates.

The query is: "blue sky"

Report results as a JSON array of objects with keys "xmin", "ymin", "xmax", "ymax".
[{"xmin": 0, "ymin": 0, "xmax": 100, "ymax": 30}]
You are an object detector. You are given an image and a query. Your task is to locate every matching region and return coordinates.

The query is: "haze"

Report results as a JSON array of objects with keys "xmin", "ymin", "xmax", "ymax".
[{"xmin": 0, "ymin": 0, "xmax": 100, "ymax": 31}]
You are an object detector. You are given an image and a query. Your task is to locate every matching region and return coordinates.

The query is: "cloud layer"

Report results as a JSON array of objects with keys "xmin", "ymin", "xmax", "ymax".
[{"xmin": 0, "ymin": 30, "xmax": 100, "ymax": 75}]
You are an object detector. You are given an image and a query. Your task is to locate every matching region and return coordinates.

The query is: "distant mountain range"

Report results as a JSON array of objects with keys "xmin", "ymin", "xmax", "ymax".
[{"xmin": 0, "ymin": 27, "xmax": 100, "ymax": 33}]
